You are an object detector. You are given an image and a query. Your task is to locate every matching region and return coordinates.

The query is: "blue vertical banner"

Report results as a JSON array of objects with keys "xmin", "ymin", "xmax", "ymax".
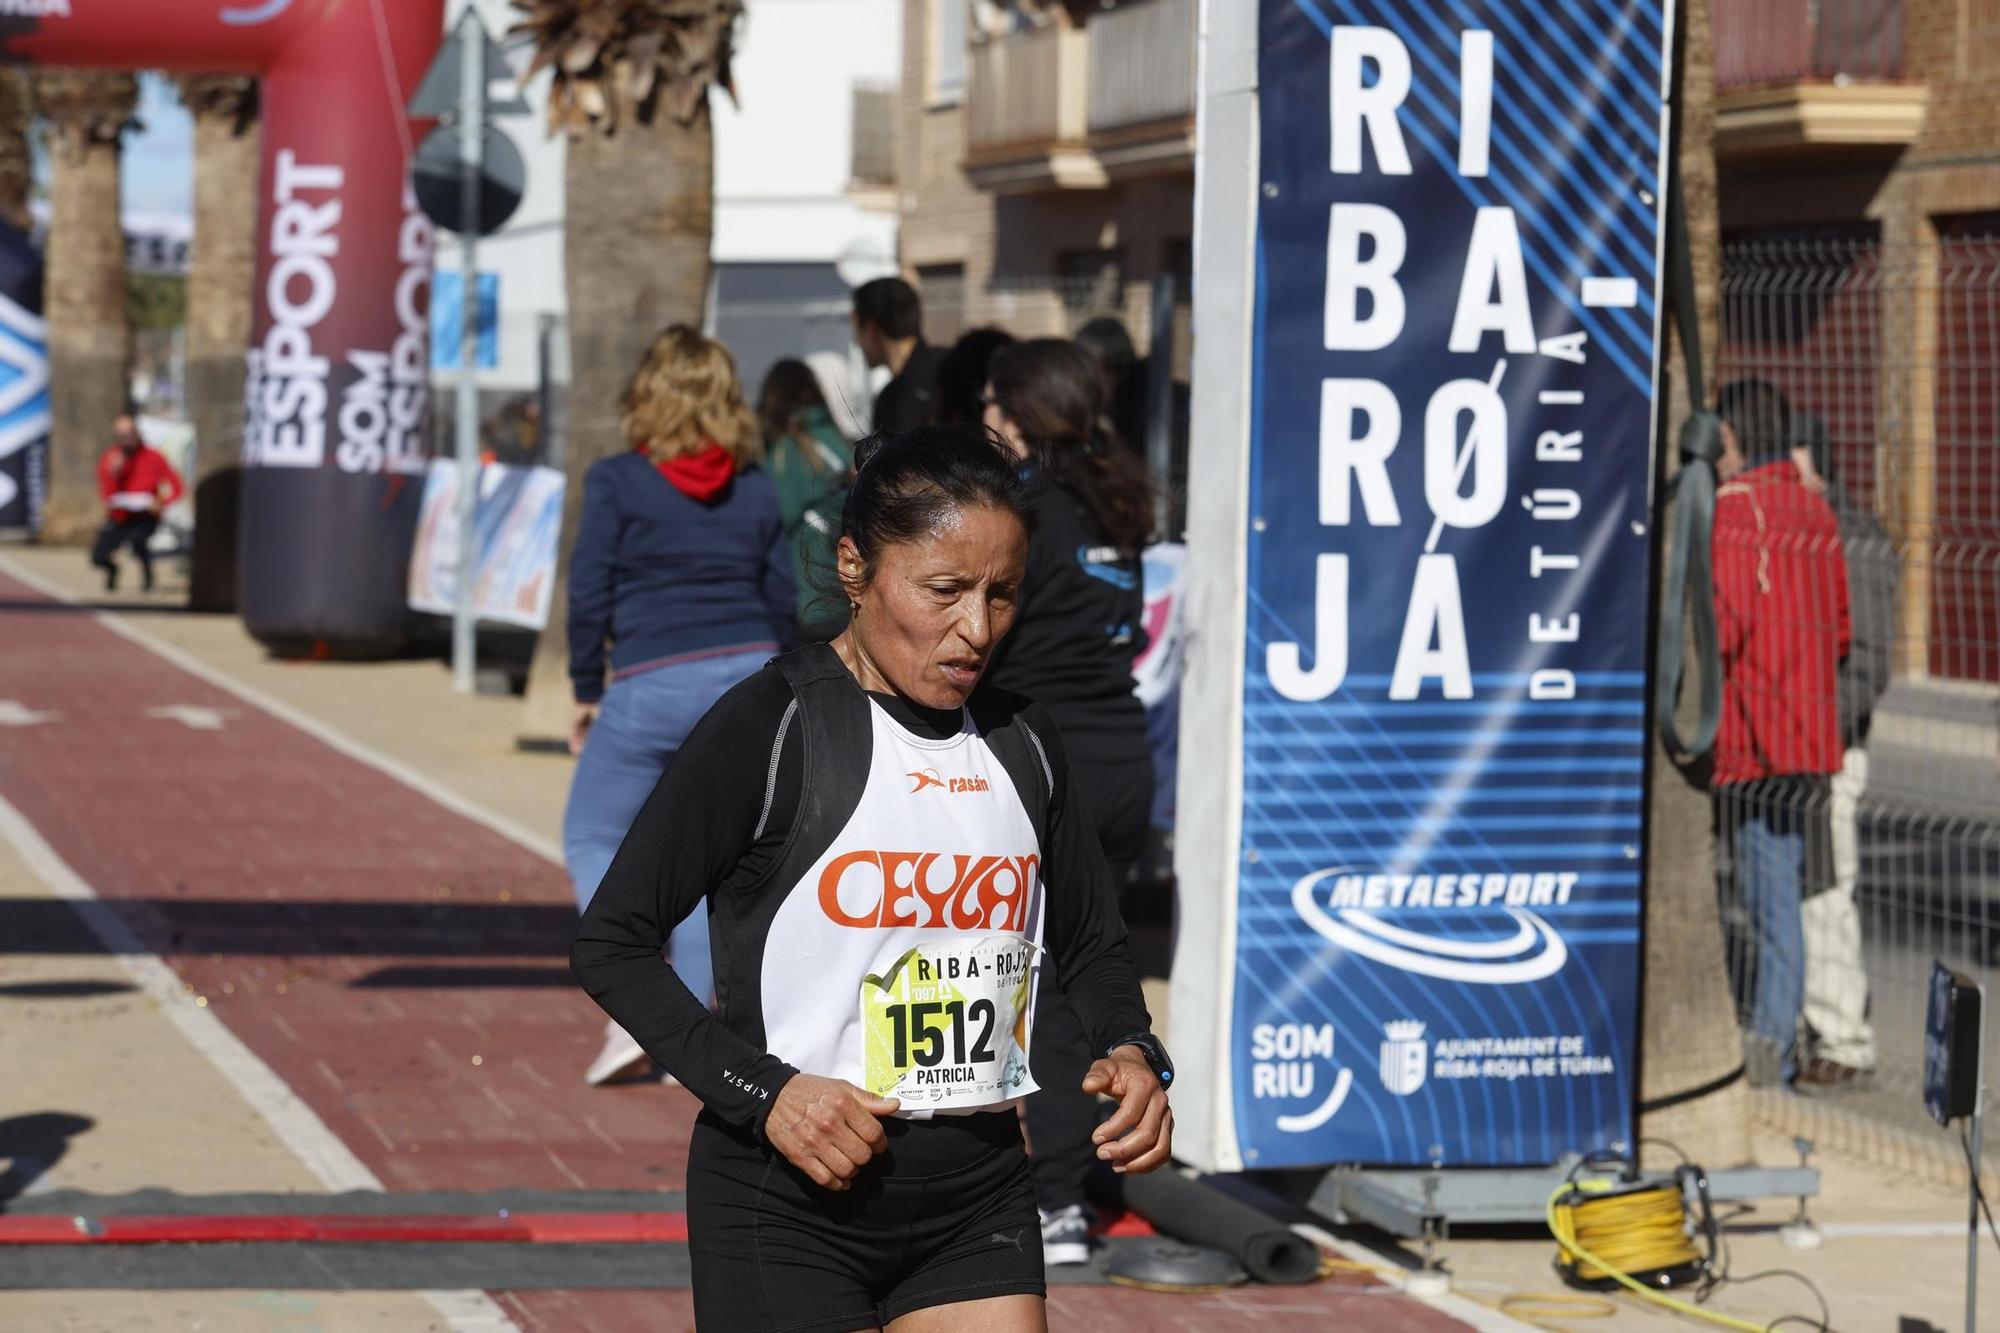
[
  {"xmin": 1232, "ymin": 0, "xmax": 1671, "ymax": 1166},
  {"xmin": 0, "ymin": 222, "xmax": 47, "ymax": 534}
]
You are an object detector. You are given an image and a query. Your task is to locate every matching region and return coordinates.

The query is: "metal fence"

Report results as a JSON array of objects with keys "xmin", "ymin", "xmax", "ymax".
[{"xmin": 1714, "ymin": 229, "xmax": 2000, "ymax": 1177}]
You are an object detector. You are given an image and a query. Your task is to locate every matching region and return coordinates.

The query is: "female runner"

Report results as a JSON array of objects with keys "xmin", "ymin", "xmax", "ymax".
[{"xmin": 573, "ymin": 426, "xmax": 1173, "ymax": 1332}]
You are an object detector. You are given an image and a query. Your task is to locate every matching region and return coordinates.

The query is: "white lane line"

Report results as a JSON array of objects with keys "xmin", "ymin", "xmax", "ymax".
[
  {"xmin": 0, "ymin": 555, "xmax": 563, "ymax": 868},
  {"xmin": 0, "ymin": 794, "xmax": 517, "ymax": 1331},
  {"xmin": 0, "ymin": 579, "xmax": 524, "ymax": 1333},
  {"xmin": 0, "ymin": 792, "xmax": 382, "ymax": 1193},
  {"xmin": 1293, "ymin": 1222, "xmax": 1539, "ymax": 1333}
]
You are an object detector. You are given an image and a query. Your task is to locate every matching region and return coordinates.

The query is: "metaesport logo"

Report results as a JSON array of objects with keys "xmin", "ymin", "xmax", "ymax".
[{"xmin": 1291, "ymin": 867, "xmax": 1570, "ymax": 984}]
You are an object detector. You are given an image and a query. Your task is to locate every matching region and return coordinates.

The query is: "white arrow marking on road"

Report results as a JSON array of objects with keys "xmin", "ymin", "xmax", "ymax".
[
  {"xmin": 146, "ymin": 705, "xmax": 234, "ymax": 732},
  {"xmin": 0, "ymin": 700, "xmax": 59, "ymax": 727}
]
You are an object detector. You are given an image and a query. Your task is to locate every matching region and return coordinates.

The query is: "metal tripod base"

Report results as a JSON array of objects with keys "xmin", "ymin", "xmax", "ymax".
[{"xmin": 1307, "ymin": 1153, "xmax": 1820, "ymax": 1237}]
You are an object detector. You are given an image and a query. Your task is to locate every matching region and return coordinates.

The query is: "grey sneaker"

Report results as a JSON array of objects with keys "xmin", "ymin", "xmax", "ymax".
[{"xmin": 1039, "ymin": 1205, "xmax": 1092, "ymax": 1267}]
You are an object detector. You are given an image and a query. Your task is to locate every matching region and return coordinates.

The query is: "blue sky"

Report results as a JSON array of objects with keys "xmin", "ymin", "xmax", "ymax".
[{"xmin": 126, "ymin": 75, "xmax": 194, "ymax": 218}]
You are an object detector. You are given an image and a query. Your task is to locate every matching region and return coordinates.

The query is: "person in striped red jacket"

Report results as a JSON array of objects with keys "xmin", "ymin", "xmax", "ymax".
[
  {"xmin": 91, "ymin": 412, "xmax": 183, "ymax": 593},
  {"xmin": 1711, "ymin": 379, "xmax": 1850, "ymax": 1091}
]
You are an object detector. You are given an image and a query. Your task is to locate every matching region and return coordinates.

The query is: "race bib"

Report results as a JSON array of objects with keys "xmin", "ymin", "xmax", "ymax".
[{"xmin": 861, "ymin": 936, "xmax": 1037, "ymax": 1109}]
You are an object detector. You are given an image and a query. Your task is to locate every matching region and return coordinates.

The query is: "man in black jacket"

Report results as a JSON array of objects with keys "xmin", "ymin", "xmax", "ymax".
[
  {"xmin": 854, "ymin": 277, "xmax": 948, "ymax": 432},
  {"xmin": 1793, "ymin": 412, "xmax": 1895, "ymax": 1088}
]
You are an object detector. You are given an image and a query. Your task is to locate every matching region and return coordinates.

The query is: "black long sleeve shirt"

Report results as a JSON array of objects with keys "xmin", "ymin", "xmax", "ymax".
[{"xmin": 571, "ymin": 666, "xmax": 1153, "ymax": 1133}]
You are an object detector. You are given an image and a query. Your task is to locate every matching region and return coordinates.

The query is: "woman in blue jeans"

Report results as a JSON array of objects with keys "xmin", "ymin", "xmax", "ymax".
[{"xmin": 564, "ymin": 326, "xmax": 795, "ymax": 1085}]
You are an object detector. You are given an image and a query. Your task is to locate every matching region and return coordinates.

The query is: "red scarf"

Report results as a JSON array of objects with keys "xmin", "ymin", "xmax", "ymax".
[{"xmin": 644, "ymin": 441, "xmax": 735, "ymax": 501}]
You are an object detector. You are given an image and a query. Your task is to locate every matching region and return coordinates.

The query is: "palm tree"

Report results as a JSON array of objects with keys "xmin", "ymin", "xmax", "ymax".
[
  {"xmin": 33, "ymin": 71, "xmax": 136, "ymax": 544},
  {"xmin": 0, "ymin": 71, "xmax": 33, "ymax": 234},
  {"xmin": 176, "ymin": 75, "xmax": 260, "ymax": 612},
  {"xmin": 1640, "ymin": 0, "xmax": 1751, "ymax": 1168},
  {"xmin": 510, "ymin": 0, "xmax": 745, "ymax": 741}
]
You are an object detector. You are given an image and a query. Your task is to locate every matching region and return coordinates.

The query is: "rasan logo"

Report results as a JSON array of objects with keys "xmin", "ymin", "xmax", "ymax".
[
  {"xmin": 1291, "ymin": 867, "xmax": 1574, "ymax": 984},
  {"xmin": 907, "ymin": 768, "xmax": 991, "ymax": 795}
]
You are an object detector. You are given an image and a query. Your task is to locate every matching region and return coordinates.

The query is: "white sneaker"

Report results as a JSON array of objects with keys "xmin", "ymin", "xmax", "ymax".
[
  {"xmin": 1039, "ymin": 1205, "xmax": 1092, "ymax": 1267},
  {"xmin": 585, "ymin": 1021, "xmax": 652, "ymax": 1086}
]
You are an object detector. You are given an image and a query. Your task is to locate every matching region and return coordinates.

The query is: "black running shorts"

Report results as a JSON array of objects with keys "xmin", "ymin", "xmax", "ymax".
[{"xmin": 687, "ymin": 1109, "xmax": 1045, "ymax": 1332}]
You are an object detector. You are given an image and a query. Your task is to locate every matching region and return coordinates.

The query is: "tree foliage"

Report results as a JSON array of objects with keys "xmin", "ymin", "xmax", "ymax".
[{"xmin": 511, "ymin": 0, "xmax": 744, "ymax": 136}]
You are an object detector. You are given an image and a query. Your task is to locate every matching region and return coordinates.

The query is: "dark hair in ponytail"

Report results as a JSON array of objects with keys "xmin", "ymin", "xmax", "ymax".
[
  {"xmin": 986, "ymin": 337, "xmax": 1155, "ymax": 551},
  {"xmin": 840, "ymin": 426, "xmax": 1035, "ymax": 587},
  {"xmin": 756, "ymin": 358, "xmax": 829, "ymax": 446}
]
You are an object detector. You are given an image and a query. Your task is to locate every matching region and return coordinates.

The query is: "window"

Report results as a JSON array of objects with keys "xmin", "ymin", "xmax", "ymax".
[
  {"xmin": 1058, "ymin": 247, "xmax": 1124, "ymax": 324},
  {"xmin": 931, "ymin": 0, "xmax": 968, "ymax": 105},
  {"xmin": 1165, "ymin": 238, "xmax": 1193, "ymax": 378},
  {"xmin": 849, "ymin": 82, "xmax": 897, "ymax": 186},
  {"xmin": 1932, "ymin": 214, "xmax": 2000, "ymax": 682}
]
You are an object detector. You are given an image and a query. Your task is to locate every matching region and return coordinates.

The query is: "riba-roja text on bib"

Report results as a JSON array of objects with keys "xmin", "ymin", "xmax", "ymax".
[{"xmin": 862, "ymin": 935, "xmax": 1037, "ymax": 1109}]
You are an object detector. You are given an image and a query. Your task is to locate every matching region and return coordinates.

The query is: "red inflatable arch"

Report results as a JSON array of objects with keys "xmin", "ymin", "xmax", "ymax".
[{"xmin": 5, "ymin": 0, "xmax": 445, "ymax": 655}]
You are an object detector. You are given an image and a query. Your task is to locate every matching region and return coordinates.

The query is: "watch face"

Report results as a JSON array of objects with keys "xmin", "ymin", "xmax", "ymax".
[{"xmin": 1121, "ymin": 1036, "xmax": 1172, "ymax": 1081}]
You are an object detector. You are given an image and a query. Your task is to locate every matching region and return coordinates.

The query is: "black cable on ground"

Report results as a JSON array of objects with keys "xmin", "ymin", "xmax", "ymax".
[{"xmin": 1713, "ymin": 1264, "xmax": 1833, "ymax": 1333}]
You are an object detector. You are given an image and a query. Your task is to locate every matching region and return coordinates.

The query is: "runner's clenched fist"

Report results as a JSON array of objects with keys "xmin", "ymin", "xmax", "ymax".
[{"xmin": 765, "ymin": 1074, "xmax": 898, "ymax": 1190}]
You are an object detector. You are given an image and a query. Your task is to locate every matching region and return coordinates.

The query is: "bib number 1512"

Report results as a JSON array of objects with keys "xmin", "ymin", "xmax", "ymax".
[{"xmin": 886, "ymin": 998, "xmax": 998, "ymax": 1068}]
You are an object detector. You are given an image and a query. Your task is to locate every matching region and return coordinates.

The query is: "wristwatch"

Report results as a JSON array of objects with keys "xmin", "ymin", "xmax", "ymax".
[{"xmin": 1108, "ymin": 1033, "xmax": 1174, "ymax": 1090}]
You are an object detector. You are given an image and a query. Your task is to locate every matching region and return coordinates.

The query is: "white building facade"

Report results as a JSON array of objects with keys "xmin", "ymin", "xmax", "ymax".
[{"xmin": 438, "ymin": 0, "xmax": 901, "ymax": 438}]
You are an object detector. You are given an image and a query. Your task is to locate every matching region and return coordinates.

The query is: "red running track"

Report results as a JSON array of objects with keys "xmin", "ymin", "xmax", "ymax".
[{"xmin": 0, "ymin": 1212, "xmax": 693, "ymax": 1245}]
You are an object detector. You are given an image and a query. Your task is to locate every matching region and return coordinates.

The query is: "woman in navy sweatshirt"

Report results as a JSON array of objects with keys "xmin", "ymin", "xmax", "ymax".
[{"xmin": 563, "ymin": 325, "xmax": 796, "ymax": 1086}]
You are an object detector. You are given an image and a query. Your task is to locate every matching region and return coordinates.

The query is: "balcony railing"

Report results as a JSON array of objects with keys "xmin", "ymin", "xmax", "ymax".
[
  {"xmin": 1714, "ymin": 0, "xmax": 1905, "ymax": 92},
  {"xmin": 1087, "ymin": 0, "xmax": 1197, "ymax": 137},
  {"xmin": 966, "ymin": 23, "xmax": 1089, "ymax": 156},
  {"xmin": 963, "ymin": 22, "xmax": 1100, "ymax": 191}
]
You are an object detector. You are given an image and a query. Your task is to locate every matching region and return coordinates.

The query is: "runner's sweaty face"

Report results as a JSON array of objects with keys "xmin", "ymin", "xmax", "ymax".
[{"xmin": 836, "ymin": 503, "xmax": 1028, "ymax": 710}]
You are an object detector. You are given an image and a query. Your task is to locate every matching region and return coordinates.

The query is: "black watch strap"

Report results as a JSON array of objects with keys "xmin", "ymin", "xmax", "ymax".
[{"xmin": 1108, "ymin": 1033, "xmax": 1174, "ymax": 1089}]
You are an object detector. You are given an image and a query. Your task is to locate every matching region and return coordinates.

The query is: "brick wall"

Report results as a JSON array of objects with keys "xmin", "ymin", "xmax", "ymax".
[{"xmin": 1906, "ymin": 0, "xmax": 2000, "ymax": 160}]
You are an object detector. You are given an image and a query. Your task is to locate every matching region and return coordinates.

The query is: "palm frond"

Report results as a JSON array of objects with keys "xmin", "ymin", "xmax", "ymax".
[
  {"xmin": 511, "ymin": 0, "xmax": 744, "ymax": 137},
  {"xmin": 29, "ymin": 72, "xmax": 139, "ymax": 157},
  {"xmin": 173, "ymin": 75, "xmax": 260, "ymax": 135}
]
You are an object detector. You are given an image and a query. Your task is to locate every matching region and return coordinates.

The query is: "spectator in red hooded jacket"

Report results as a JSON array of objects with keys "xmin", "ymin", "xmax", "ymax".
[
  {"xmin": 1712, "ymin": 379, "xmax": 1850, "ymax": 1089},
  {"xmin": 562, "ymin": 326, "xmax": 795, "ymax": 1088},
  {"xmin": 91, "ymin": 412, "xmax": 184, "ymax": 593}
]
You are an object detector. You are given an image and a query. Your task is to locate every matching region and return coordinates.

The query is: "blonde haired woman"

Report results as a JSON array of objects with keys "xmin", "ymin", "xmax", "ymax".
[{"xmin": 564, "ymin": 326, "xmax": 795, "ymax": 1085}]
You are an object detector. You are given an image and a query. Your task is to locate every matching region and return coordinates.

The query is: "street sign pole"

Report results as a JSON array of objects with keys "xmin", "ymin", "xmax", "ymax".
[
  {"xmin": 1969, "ymin": 983, "xmax": 1987, "ymax": 1333},
  {"xmin": 451, "ymin": 13, "xmax": 484, "ymax": 694},
  {"xmin": 408, "ymin": 9, "xmax": 526, "ymax": 692}
]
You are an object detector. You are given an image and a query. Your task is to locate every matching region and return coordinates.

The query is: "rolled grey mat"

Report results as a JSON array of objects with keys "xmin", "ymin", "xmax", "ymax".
[{"xmin": 1120, "ymin": 1170, "xmax": 1323, "ymax": 1285}]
